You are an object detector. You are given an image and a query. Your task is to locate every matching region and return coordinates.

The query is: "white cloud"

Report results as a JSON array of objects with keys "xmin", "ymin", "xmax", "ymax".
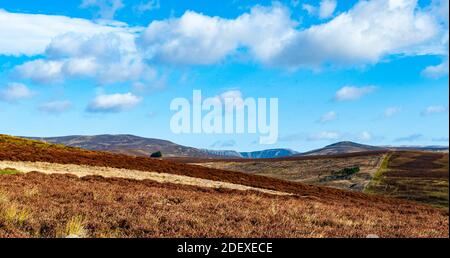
[
  {"xmin": 302, "ymin": 4, "xmax": 317, "ymax": 15},
  {"xmin": 138, "ymin": 5, "xmax": 296, "ymax": 65},
  {"xmin": 80, "ymin": 0, "xmax": 124, "ymax": 20},
  {"xmin": 319, "ymin": 0, "xmax": 337, "ymax": 19},
  {"xmin": 421, "ymin": 105, "xmax": 447, "ymax": 116},
  {"xmin": 2, "ymin": 0, "xmax": 448, "ymax": 80},
  {"xmin": 334, "ymin": 86, "xmax": 376, "ymax": 101},
  {"xmin": 0, "ymin": 83, "xmax": 34, "ymax": 102},
  {"xmin": 15, "ymin": 60, "xmax": 65, "ymax": 84},
  {"xmin": 308, "ymin": 131, "xmax": 340, "ymax": 141},
  {"xmin": 319, "ymin": 111, "xmax": 337, "ymax": 123},
  {"xmin": 358, "ymin": 131, "xmax": 372, "ymax": 141},
  {"xmin": 422, "ymin": 58, "xmax": 449, "ymax": 78},
  {"xmin": 87, "ymin": 93, "xmax": 142, "ymax": 113},
  {"xmin": 0, "ymin": 9, "xmax": 136, "ymax": 56},
  {"xmin": 135, "ymin": 0, "xmax": 160, "ymax": 14},
  {"xmin": 384, "ymin": 106, "xmax": 401, "ymax": 117},
  {"xmin": 15, "ymin": 33, "xmax": 155, "ymax": 85},
  {"xmin": 271, "ymin": 0, "xmax": 443, "ymax": 68},
  {"xmin": 38, "ymin": 100, "xmax": 72, "ymax": 114}
]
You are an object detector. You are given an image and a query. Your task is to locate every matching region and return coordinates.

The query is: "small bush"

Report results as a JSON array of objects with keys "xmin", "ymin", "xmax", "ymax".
[
  {"xmin": 65, "ymin": 215, "xmax": 87, "ymax": 237},
  {"xmin": 320, "ymin": 167, "xmax": 360, "ymax": 182},
  {"xmin": 3, "ymin": 204, "xmax": 17, "ymax": 223},
  {"xmin": 16, "ymin": 209, "xmax": 29, "ymax": 227},
  {"xmin": 2, "ymin": 203, "xmax": 29, "ymax": 227},
  {"xmin": 150, "ymin": 151, "xmax": 162, "ymax": 158},
  {"xmin": 333, "ymin": 167, "xmax": 360, "ymax": 177}
]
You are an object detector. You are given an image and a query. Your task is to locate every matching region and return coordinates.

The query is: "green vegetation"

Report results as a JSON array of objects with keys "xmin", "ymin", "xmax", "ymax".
[
  {"xmin": 0, "ymin": 168, "xmax": 22, "ymax": 175},
  {"xmin": 364, "ymin": 152, "xmax": 449, "ymax": 208},
  {"xmin": 364, "ymin": 153, "xmax": 390, "ymax": 193},
  {"xmin": 150, "ymin": 151, "xmax": 162, "ymax": 158},
  {"xmin": 319, "ymin": 166, "xmax": 360, "ymax": 182},
  {"xmin": 333, "ymin": 166, "xmax": 360, "ymax": 177}
]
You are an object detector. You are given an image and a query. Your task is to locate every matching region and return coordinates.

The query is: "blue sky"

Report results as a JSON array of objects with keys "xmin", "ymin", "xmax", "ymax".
[{"xmin": 0, "ymin": 0, "xmax": 448, "ymax": 152}]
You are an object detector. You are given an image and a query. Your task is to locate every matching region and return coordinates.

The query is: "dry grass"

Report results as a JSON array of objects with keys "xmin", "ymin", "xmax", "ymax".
[
  {"xmin": 65, "ymin": 215, "xmax": 87, "ymax": 237},
  {"xmin": 193, "ymin": 153, "xmax": 385, "ymax": 191},
  {"xmin": 0, "ymin": 172, "xmax": 447, "ymax": 238},
  {"xmin": 365, "ymin": 151, "xmax": 449, "ymax": 208}
]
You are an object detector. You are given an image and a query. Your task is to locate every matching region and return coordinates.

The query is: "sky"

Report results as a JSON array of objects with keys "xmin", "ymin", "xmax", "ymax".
[{"xmin": 0, "ymin": 0, "xmax": 448, "ymax": 152}]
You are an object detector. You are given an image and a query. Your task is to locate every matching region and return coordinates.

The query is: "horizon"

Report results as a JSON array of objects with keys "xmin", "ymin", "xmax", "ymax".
[
  {"xmin": 18, "ymin": 133, "xmax": 450, "ymax": 154},
  {"xmin": 0, "ymin": 0, "xmax": 449, "ymax": 152}
]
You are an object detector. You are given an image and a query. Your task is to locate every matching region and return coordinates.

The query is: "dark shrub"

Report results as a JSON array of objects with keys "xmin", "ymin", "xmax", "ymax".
[{"xmin": 150, "ymin": 151, "xmax": 162, "ymax": 158}]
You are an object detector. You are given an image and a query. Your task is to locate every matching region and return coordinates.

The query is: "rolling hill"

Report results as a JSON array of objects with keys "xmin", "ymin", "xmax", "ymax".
[
  {"xmin": 28, "ymin": 134, "xmax": 216, "ymax": 158},
  {"xmin": 0, "ymin": 134, "xmax": 448, "ymax": 238},
  {"xmin": 27, "ymin": 134, "xmax": 298, "ymax": 159},
  {"xmin": 298, "ymin": 141, "xmax": 387, "ymax": 156}
]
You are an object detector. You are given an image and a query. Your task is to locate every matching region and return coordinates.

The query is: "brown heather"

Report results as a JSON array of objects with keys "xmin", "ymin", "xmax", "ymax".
[{"xmin": 0, "ymin": 172, "xmax": 448, "ymax": 238}]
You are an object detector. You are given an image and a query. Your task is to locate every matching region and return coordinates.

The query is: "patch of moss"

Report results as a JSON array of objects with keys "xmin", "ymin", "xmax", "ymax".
[{"xmin": 0, "ymin": 168, "xmax": 22, "ymax": 175}]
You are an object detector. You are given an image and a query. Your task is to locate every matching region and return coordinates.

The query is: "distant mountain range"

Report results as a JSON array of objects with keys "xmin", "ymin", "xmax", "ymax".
[
  {"xmin": 26, "ymin": 135, "xmax": 448, "ymax": 159},
  {"xmin": 201, "ymin": 148, "xmax": 299, "ymax": 159},
  {"xmin": 240, "ymin": 149, "xmax": 299, "ymax": 158}
]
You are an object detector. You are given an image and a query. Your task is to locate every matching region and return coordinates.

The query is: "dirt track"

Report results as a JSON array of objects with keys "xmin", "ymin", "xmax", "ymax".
[{"xmin": 0, "ymin": 161, "xmax": 290, "ymax": 196}]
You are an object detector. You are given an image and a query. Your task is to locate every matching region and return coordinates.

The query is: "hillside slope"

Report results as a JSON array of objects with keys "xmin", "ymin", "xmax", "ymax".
[
  {"xmin": 299, "ymin": 141, "xmax": 387, "ymax": 156},
  {"xmin": 0, "ymin": 135, "xmax": 448, "ymax": 238},
  {"xmin": 28, "ymin": 134, "xmax": 215, "ymax": 158}
]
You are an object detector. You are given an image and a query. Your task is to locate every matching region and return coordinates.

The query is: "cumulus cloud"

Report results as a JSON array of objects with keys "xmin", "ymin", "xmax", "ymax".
[
  {"xmin": 271, "ymin": 0, "xmax": 442, "ymax": 68},
  {"xmin": 334, "ymin": 86, "xmax": 376, "ymax": 101},
  {"xmin": 15, "ymin": 33, "xmax": 155, "ymax": 85},
  {"xmin": 319, "ymin": 0, "xmax": 337, "ymax": 19},
  {"xmin": 422, "ymin": 0, "xmax": 449, "ymax": 78},
  {"xmin": 308, "ymin": 131, "xmax": 340, "ymax": 141},
  {"xmin": 87, "ymin": 92, "xmax": 142, "ymax": 113},
  {"xmin": 384, "ymin": 106, "xmax": 401, "ymax": 118},
  {"xmin": 319, "ymin": 111, "xmax": 337, "ymax": 123},
  {"xmin": 0, "ymin": 83, "xmax": 34, "ymax": 102},
  {"xmin": 2, "ymin": 0, "xmax": 448, "ymax": 81},
  {"xmin": 138, "ymin": 5, "xmax": 296, "ymax": 65},
  {"xmin": 80, "ymin": 0, "xmax": 124, "ymax": 20},
  {"xmin": 421, "ymin": 105, "xmax": 447, "ymax": 116},
  {"xmin": 422, "ymin": 58, "xmax": 449, "ymax": 78},
  {"xmin": 38, "ymin": 100, "xmax": 72, "ymax": 114},
  {"xmin": 0, "ymin": 9, "xmax": 135, "ymax": 56}
]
